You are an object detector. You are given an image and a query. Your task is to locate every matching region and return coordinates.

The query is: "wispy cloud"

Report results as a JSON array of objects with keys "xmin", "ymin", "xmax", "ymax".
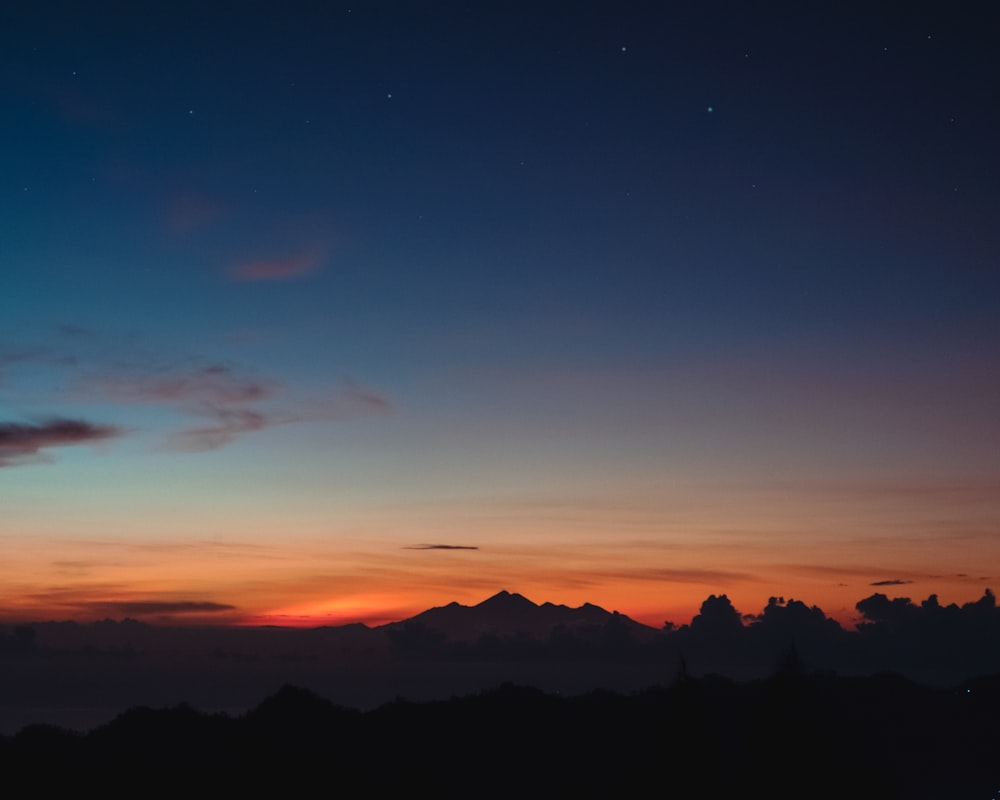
[
  {"xmin": 298, "ymin": 380, "xmax": 392, "ymax": 422},
  {"xmin": 0, "ymin": 418, "xmax": 124, "ymax": 467},
  {"xmin": 870, "ymin": 579, "xmax": 914, "ymax": 586},
  {"xmin": 160, "ymin": 377, "xmax": 389, "ymax": 451},
  {"xmin": 96, "ymin": 363, "xmax": 279, "ymax": 406},
  {"xmin": 0, "ymin": 346, "xmax": 76, "ymax": 387},
  {"xmin": 4, "ymin": 333, "xmax": 389, "ymax": 454},
  {"xmin": 168, "ymin": 408, "xmax": 270, "ymax": 452},
  {"xmin": 85, "ymin": 600, "xmax": 237, "ymax": 617},
  {"xmin": 19, "ymin": 584, "xmax": 240, "ymax": 621},
  {"xmin": 404, "ymin": 544, "xmax": 480, "ymax": 551},
  {"xmin": 598, "ymin": 566, "xmax": 755, "ymax": 585},
  {"xmin": 86, "ymin": 361, "xmax": 281, "ymax": 451},
  {"xmin": 230, "ymin": 248, "xmax": 324, "ymax": 282}
]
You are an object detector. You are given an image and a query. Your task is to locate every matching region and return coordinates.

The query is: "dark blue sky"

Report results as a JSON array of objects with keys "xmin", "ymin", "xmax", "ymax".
[{"xmin": 2, "ymin": 2, "xmax": 998, "ymax": 625}]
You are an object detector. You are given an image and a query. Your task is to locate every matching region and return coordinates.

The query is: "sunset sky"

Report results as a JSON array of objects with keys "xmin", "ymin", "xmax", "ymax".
[{"xmin": 2, "ymin": 2, "xmax": 998, "ymax": 629}]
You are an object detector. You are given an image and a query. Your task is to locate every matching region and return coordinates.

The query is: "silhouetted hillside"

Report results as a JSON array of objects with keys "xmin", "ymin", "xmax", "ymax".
[{"xmin": 2, "ymin": 674, "xmax": 998, "ymax": 798}]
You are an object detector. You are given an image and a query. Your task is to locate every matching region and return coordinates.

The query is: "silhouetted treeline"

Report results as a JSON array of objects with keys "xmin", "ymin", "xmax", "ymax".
[
  {"xmin": 0, "ymin": 625, "xmax": 35, "ymax": 655},
  {"xmin": 2, "ymin": 673, "xmax": 998, "ymax": 798},
  {"xmin": 385, "ymin": 590, "xmax": 1000, "ymax": 685}
]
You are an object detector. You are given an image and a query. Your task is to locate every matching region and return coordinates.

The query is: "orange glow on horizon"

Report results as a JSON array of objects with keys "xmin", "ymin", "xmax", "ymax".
[{"xmin": 242, "ymin": 594, "xmax": 425, "ymax": 629}]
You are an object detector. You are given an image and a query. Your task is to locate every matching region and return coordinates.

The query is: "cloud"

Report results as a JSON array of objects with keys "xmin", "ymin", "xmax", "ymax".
[
  {"xmin": 161, "ymin": 378, "xmax": 390, "ymax": 451},
  {"xmin": 4, "ymin": 334, "xmax": 389, "ymax": 454},
  {"xmin": 581, "ymin": 566, "xmax": 755, "ymax": 585},
  {"xmin": 0, "ymin": 418, "xmax": 124, "ymax": 467},
  {"xmin": 86, "ymin": 361, "xmax": 286, "ymax": 451},
  {"xmin": 168, "ymin": 408, "xmax": 270, "ymax": 452},
  {"xmin": 335, "ymin": 381, "xmax": 391, "ymax": 413},
  {"xmin": 97, "ymin": 363, "xmax": 278, "ymax": 406},
  {"xmin": 298, "ymin": 381, "xmax": 392, "ymax": 421},
  {"xmin": 404, "ymin": 544, "xmax": 480, "ymax": 551},
  {"xmin": 0, "ymin": 346, "xmax": 73, "ymax": 387},
  {"xmin": 51, "ymin": 560, "xmax": 108, "ymax": 577},
  {"xmin": 85, "ymin": 601, "xmax": 237, "ymax": 617},
  {"xmin": 230, "ymin": 249, "xmax": 323, "ymax": 282},
  {"xmin": 870, "ymin": 579, "xmax": 914, "ymax": 586},
  {"xmin": 262, "ymin": 380, "xmax": 391, "ymax": 440}
]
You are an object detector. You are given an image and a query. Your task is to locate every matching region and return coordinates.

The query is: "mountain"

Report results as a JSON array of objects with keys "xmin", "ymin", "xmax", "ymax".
[{"xmin": 381, "ymin": 590, "xmax": 657, "ymax": 642}]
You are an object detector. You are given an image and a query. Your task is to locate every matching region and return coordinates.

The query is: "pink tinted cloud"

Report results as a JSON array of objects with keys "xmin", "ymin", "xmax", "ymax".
[
  {"xmin": 230, "ymin": 248, "xmax": 324, "ymax": 282},
  {"xmin": 0, "ymin": 418, "xmax": 124, "ymax": 467}
]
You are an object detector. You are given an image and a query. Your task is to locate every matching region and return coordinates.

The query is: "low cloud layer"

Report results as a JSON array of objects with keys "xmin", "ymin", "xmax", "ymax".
[
  {"xmin": 86, "ymin": 601, "xmax": 237, "ymax": 617},
  {"xmin": 0, "ymin": 418, "xmax": 123, "ymax": 467}
]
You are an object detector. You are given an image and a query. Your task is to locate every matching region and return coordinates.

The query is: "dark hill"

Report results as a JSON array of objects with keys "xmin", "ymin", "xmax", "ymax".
[{"xmin": 4, "ymin": 674, "xmax": 998, "ymax": 798}]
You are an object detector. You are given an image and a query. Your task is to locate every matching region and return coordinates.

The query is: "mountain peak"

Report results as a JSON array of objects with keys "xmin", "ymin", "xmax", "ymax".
[
  {"xmin": 477, "ymin": 590, "xmax": 536, "ymax": 610},
  {"xmin": 384, "ymin": 591, "xmax": 656, "ymax": 643}
]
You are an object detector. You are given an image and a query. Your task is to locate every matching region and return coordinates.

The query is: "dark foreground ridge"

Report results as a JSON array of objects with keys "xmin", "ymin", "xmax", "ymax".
[{"xmin": 2, "ymin": 672, "xmax": 999, "ymax": 799}]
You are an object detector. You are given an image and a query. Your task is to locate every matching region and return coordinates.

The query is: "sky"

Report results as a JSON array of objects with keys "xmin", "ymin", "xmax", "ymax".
[{"xmin": 2, "ymin": 1, "xmax": 998, "ymax": 629}]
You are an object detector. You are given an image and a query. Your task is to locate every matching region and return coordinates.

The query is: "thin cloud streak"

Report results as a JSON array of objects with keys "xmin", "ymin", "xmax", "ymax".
[
  {"xmin": 86, "ymin": 601, "xmax": 237, "ymax": 616},
  {"xmin": 293, "ymin": 380, "xmax": 392, "ymax": 421},
  {"xmin": 403, "ymin": 544, "xmax": 480, "ymax": 551},
  {"xmin": 334, "ymin": 381, "xmax": 391, "ymax": 414}
]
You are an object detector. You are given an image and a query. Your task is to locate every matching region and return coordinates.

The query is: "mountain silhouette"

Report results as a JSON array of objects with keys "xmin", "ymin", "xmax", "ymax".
[{"xmin": 382, "ymin": 590, "xmax": 656, "ymax": 642}]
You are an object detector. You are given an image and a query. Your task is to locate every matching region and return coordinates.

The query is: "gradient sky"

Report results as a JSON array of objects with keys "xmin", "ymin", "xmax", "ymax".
[{"xmin": 2, "ymin": 1, "xmax": 998, "ymax": 628}]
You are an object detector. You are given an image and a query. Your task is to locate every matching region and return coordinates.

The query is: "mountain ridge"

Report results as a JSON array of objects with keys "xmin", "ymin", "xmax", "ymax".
[{"xmin": 380, "ymin": 589, "xmax": 657, "ymax": 642}]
